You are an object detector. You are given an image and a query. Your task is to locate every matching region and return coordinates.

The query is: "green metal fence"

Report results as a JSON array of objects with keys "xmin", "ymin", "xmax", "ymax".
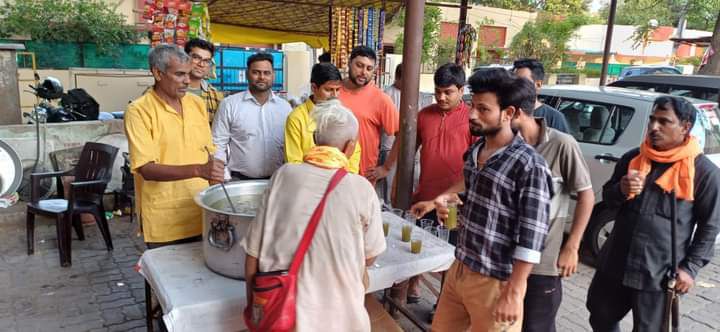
[
  {"xmin": 15, "ymin": 41, "xmax": 150, "ymax": 70},
  {"xmin": 560, "ymin": 62, "xmax": 630, "ymax": 76}
]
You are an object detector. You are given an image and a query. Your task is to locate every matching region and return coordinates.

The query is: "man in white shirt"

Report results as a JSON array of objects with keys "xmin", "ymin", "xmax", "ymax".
[
  {"xmin": 242, "ymin": 99, "xmax": 386, "ymax": 331},
  {"xmin": 212, "ymin": 52, "xmax": 292, "ymax": 180}
]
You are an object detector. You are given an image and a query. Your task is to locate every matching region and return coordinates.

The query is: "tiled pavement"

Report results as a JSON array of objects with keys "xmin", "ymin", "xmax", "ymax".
[
  {"xmin": 398, "ymin": 249, "xmax": 720, "ymax": 332},
  {"xmin": 0, "ymin": 204, "xmax": 147, "ymax": 332},
  {"xmin": 1, "ymin": 203, "xmax": 719, "ymax": 332}
]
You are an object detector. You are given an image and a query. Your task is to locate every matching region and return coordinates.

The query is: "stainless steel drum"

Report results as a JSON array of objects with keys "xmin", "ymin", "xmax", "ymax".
[{"xmin": 194, "ymin": 180, "xmax": 268, "ymax": 279}]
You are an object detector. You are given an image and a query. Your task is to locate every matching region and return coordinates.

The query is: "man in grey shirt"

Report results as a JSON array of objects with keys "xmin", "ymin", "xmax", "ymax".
[
  {"xmin": 212, "ymin": 52, "xmax": 292, "ymax": 180},
  {"xmin": 509, "ymin": 64, "xmax": 594, "ymax": 332},
  {"xmin": 513, "ymin": 59, "xmax": 569, "ymax": 134}
]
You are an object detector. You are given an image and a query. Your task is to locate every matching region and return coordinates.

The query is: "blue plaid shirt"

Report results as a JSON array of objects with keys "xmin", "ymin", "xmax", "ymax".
[{"xmin": 456, "ymin": 135, "xmax": 553, "ymax": 281}]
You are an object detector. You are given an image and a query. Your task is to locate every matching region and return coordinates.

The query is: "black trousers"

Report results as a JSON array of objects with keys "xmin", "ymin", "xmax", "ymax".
[
  {"xmin": 522, "ymin": 274, "xmax": 562, "ymax": 332},
  {"xmin": 586, "ymin": 272, "xmax": 666, "ymax": 332}
]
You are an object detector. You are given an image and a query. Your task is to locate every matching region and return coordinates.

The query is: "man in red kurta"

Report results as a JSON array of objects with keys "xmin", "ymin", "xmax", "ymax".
[{"xmin": 408, "ymin": 63, "xmax": 475, "ymax": 302}]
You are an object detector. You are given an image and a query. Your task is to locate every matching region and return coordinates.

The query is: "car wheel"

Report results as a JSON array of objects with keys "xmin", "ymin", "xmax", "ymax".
[{"xmin": 585, "ymin": 204, "xmax": 616, "ymax": 259}]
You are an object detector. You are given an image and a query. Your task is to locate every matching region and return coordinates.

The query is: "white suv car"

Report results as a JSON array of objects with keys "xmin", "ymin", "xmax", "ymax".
[{"xmin": 539, "ymin": 85, "xmax": 720, "ymax": 258}]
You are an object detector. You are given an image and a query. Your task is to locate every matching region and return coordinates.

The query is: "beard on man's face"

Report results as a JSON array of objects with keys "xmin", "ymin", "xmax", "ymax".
[
  {"xmin": 469, "ymin": 118, "xmax": 502, "ymax": 137},
  {"xmin": 249, "ymin": 81, "xmax": 271, "ymax": 92},
  {"xmin": 349, "ymin": 70, "xmax": 370, "ymax": 87}
]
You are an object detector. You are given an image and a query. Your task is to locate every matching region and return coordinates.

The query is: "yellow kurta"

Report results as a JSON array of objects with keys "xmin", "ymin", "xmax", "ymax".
[
  {"xmin": 125, "ymin": 89, "xmax": 214, "ymax": 243},
  {"xmin": 284, "ymin": 98, "xmax": 361, "ymax": 173}
]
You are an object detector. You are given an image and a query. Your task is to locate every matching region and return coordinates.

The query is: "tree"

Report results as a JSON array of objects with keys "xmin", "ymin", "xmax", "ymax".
[
  {"xmin": 435, "ymin": 37, "xmax": 457, "ymax": 66},
  {"xmin": 394, "ymin": 6, "xmax": 443, "ymax": 65},
  {"xmin": 630, "ymin": 21, "xmax": 659, "ymax": 56},
  {"xmin": 597, "ymin": 0, "xmax": 720, "ymax": 31},
  {"xmin": 0, "ymin": 0, "xmax": 140, "ymax": 55},
  {"xmin": 698, "ymin": 11, "xmax": 720, "ymax": 75},
  {"xmin": 445, "ymin": 0, "xmax": 590, "ymax": 15},
  {"xmin": 509, "ymin": 13, "xmax": 588, "ymax": 69}
]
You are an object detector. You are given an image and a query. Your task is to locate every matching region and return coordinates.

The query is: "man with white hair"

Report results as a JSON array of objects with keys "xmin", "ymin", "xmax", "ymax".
[
  {"xmin": 125, "ymin": 44, "xmax": 224, "ymax": 248},
  {"xmin": 242, "ymin": 99, "xmax": 386, "ymax": 331}
]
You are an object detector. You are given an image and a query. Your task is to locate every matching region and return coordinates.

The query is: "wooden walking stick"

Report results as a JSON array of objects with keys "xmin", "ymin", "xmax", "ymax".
[{"xmin": 662, "ymin": 191, "xmax": 680, "ymax": 332}]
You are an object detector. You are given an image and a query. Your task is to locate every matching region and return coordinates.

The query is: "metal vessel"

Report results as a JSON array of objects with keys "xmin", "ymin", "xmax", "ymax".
[{"xmin": 194, "ymin": 180, "xmax": 268, "ymax": 279}]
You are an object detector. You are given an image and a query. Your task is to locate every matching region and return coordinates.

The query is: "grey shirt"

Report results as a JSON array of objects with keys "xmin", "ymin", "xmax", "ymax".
[
  {"xmin": 212, "ymin": 91, "xmax": 292, "ymax": 178},
  {"xmin": 599, "ymin": 148, "xmax": 720, "ymax": 291},
  {"xmin": 530, "ymin": 120, "xmax": 592, "ymax": 276}
]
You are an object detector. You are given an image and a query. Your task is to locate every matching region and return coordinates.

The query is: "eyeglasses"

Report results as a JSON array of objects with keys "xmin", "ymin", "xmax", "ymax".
[{"xmin": 190, "ymin": 54, "xmax": 214, "ymax": 66}]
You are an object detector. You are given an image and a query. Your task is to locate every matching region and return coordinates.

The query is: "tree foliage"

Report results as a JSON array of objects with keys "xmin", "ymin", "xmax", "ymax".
[
  {"xmin": 0, "ymin": 0, "xmax": 140, "ymax": 55},
  {"xmin": 509, "ymin": 13, "xmax": 588, "ymax": 69},
  {"xmin": 445, "ymin": 0, "xmax": 590, "ymax": 15},
  {"xmin": 698, "ymin": 12, "xmax": 720, "ymax": 75},
  {"xmin": 630, "ymin": 21, "xmax": 657, "ymax": 51},
  {"xmin": 394, "ymin": 6, "xmax": 443, "ymax": 65},
  {"xmin": 597, "ymin": 0, "xmax": 720, "ymax": 31},
  {"xmin": 435, "ymin": 37, "xmax": 457, "ymax": 66}
]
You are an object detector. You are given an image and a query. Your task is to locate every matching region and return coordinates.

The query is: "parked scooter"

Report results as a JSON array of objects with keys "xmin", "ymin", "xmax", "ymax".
[{"xmin": 17, "ymin": 77, "xmax": 64, "ymax": 201}]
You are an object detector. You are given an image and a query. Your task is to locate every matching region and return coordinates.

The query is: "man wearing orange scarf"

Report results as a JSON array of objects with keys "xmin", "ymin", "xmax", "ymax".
[{"xmin": 587, "ymin": 96, "xmax": 720, "ymax": 331}]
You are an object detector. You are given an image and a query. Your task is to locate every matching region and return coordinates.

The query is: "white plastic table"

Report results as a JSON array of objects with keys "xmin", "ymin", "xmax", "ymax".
[{"xmin": 138, "ymin": 211, "xmax": 455, "ymax": 332}]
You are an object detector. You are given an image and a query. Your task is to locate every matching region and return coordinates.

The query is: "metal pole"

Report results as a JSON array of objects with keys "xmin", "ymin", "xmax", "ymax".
[
  {"xmin": 600, "ymin": 0, "xmax": 617, "ymax": 86},
  {"xmin": 670, "ymin": 1, "xmax": 689, "ymax": 65},
  {"xmin": 395, "ymin": 0, "xmax": 425, "ymax": 210},
  {"xmin": 455, "ymin": 0, "xmax": 469, "ymax": 65}
]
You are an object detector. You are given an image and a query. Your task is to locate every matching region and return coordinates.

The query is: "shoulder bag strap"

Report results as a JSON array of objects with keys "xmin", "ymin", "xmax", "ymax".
[{"xmin": 288, "ymin": 168, "xmax": 347, "ymax": 275}]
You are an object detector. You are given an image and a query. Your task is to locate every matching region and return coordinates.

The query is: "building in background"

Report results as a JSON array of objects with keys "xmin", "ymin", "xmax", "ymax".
[{"xmin": 565, "ymin": 24, "xmax": 711, "ymax": 69}]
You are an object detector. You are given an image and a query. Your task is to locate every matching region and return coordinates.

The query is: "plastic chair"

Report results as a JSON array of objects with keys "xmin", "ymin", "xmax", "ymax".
[{"xmin": 26, "ymin": 142, "xmax": 119, "ymax": 267}]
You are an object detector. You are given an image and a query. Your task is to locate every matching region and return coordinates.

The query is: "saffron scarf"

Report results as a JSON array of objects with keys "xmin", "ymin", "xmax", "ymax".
[
  {"xmin": 303, "ymin": 146, "xmax": 350, "ymax": 170},
  {"xmin": 627, "ymin": 136, "xmax": 702, "ymax": 201}
]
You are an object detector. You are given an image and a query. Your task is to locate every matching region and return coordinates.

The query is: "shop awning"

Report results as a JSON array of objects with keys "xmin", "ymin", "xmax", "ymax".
[
  {"xmin": 208, "ymin": 0, "xmax": 403, "ymax": 48},
  {"xmin": 212, "ymin": 24, "xmax": 331, "ymax": 49}
]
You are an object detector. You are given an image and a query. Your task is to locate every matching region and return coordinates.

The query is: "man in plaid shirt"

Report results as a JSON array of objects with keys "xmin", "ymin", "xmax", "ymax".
[
  {"xmin": 184, "ymin": 38, "xmax": 224, "ymax": 124},
  {"xmin": 423, "ymin": 70, "xmax": 553, "ymax": 332}
]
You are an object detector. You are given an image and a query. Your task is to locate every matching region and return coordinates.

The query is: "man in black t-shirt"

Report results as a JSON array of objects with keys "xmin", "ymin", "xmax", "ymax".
[{"xmin": 513, "ymin": 59, "xmax": 569, "ymax": 134}]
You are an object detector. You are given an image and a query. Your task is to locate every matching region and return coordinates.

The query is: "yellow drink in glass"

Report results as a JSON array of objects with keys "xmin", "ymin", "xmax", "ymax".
[
  {"xmin": 401, "ymin": 224, "xmax": 412, "ymax": 242},
  {"xmin": 383, "ymin": 222, "xmax": 389, "ymax": 237},
  {"xmin": 411, "ymin": 239, "xmax": 422, "ymax": 254},
  {"xmin": 446, "ymin": 202, "xmax": 458, "ymax": 230}
]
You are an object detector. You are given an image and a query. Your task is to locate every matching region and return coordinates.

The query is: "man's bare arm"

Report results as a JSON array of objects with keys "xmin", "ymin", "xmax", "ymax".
[
  {"xmin": 138, "ymin": 158, "xmax": 224, "ymax": 182},
  {"xmin": 245, "ymin": 255, "xmax": 258, "ymax": 304},
  {"xmin": 494, "ymin": 260, "xmax": 533, "ymax": 323},
  {"xmin": 557, "ymin": 189, "xmax": 594, "ymax": 277}
]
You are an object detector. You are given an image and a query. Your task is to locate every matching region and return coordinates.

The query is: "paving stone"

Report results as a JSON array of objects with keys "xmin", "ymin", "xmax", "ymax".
[
  {"xmin": 106, "ymin": 319, "xmax": 145, "ymax": 332},
  {"xmin": 101, "ymin": 307, "xmax": 126, "ymax": 326},
  {"xmin": 96, "ymin": 292, "xmax": 132, "ymax": 304},
  {"xmin": 2, "ymin": 204, "xmax": 720, "ymax": 332},
  {"xmin": 122, "ymin": 304, "xmax": 145, "ymax": 320},
  {"xmin": 61, "ymin": 319, "xmax": 104, "ymax": 331},
  {"xmin": 99, "ymin": 298, "xmax": 136, "ymax": 311},
  {"xmin": 91, "ymin": 273, "xmax": 124, "ymax": 284}
]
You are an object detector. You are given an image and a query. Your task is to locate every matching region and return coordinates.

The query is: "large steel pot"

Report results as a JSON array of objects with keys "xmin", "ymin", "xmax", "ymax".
[{"xmin": 194, "ymin": 180, "xmax": 268, "ymax": 279}]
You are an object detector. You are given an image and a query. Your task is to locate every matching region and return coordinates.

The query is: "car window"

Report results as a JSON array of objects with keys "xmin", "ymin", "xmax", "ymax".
[
  {"xmin": 538, "ymin": 94, "xmax": 553, "ymax": 106},
  {"xmin": 666, "ymin": 85, "xmax": 719, "ymax": 103},
  {"xmin": 620, "ymin": 84, "xmax": 657, "ymax": 92},
  {"xmin": 557, "ymin": 99, "xmax": 634, "ymax": 145},
  {"xmin": 695, "ymin": 104, "xmax": 720, "ymax": 154},
  {"xmin": 669, "ymin": 89, "xmax": 694, "ymax": 98},
  {"xmin": 658, "ymin": 68, "xmax": 680, "ymax": 74}
]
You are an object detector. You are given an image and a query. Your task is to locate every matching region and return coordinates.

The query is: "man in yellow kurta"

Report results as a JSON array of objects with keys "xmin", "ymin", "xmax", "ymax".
[
  {"xmin": 125, "ymin": 44, "xmax": 225, "ymax": 248},
  {"xmin": 284, "ymin": 62, "xmax": 361, "ymax": 173}
]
